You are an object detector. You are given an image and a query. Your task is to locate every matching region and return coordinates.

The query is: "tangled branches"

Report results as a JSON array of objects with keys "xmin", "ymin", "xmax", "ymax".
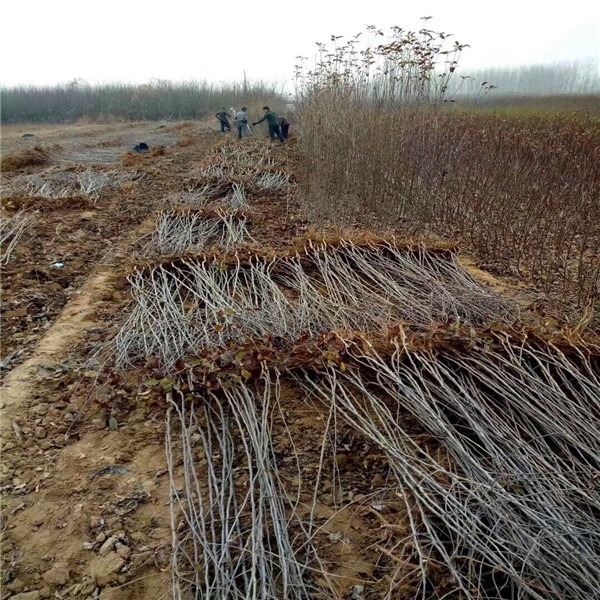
[
  {"xmin": 166, "ymin": 369, "xmax": 330, "ymax": 600},
  {"xmin": 6, "ymin": 166, "xmax": 143, "ymax": 201},
  {"xmin": 296, "ymin": 336, "xmax": 600, "ymax": 599},
  {"xmin": 185, "ymin": 166, "xmax": 256, "ymax": 203},
  {"xmin": 145, "ymin": 209, "xmax": 251, "ymax": 256},
  {"xmin": 223, "ymin": 183, "xmax": 249, "ymax": 209},
  {"xmin": 257, "ymin": 171, "xmax": 291, "ymax": 191},
  {"xmin": 216, "ymin": 139, "xmax": 281, "ymax": 169},
  {"xmin": 182, "ymin": 139, "xmax": 289, "ymax": 211},
  {"xmin": 166, "ymin": 190, "xmax": 212, "ymax": 208},
  {"xmin": 1, "ymin": 210, "xmax": 34, "ymax": 264},
  {"xmin": 187, "ymin": 139, "xmax": 285, "ymax": 199},
  {"xmin": 113, "ymin": 242, "xmax": 515, "ymax": 367},
  {"xmin": 197, "ymin": 165, "xmax": 232, "ymax": 181}
]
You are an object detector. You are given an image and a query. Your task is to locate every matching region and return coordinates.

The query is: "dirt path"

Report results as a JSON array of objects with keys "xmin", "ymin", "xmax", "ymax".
[
  {"xmin": 1, "ymin": 271, "xmax": 112, "ymax": 435},
  {"xmin": 2, "ymin": 123, "xmax": 538, "ymax": 600},
  {"xmin": 1, "ymin": 204, "xmax": 159, "ymax": 432},
  {"xmin": 0, "ymin": 212, "xmax": 175, "ymax": 599},
  {"xmin": 1, "ymin": 125, "xmax": 223, "ymax": 599}
]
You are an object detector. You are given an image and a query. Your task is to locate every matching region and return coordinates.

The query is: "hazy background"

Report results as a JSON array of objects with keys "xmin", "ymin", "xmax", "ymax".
[{"xmin": 1, "ymin": 0, "xmax": 598, "ymax": 88}]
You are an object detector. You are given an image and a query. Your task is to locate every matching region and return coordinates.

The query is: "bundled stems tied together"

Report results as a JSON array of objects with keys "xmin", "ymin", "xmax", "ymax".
[
  {"xmin": 166, "ymin": 369, "xmax": 330, "ymax": 600},
  {"xmin": 114, "ymin": 242, "xmax": 514, "ymax": 367},
  {"xmin": 296, "ymin": 335, "xmax": 600, "ymax": 600}
]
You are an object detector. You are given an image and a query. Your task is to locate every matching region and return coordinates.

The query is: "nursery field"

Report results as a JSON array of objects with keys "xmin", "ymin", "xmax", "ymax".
[{"xmin": 1, "ymin": 118, "xmax": 599, "ymax": 600}]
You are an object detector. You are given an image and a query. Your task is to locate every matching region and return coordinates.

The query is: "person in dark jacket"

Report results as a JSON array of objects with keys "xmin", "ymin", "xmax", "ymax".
[
  {"xmin": 215, "ymin": 108, "xmax": 231, "ymax": 132},
  {"xmin": 253, "ymin": 106, "xmax": 284, "ymax": 143},
  {"xmin": 278, "ymin": 115, "xmax": 290, "ymax": 140}
]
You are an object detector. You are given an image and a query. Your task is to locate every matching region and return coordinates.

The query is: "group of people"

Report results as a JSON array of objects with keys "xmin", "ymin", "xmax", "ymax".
[{"xmin": 215, "ymin": 106, "xmax": 290, "ymax": 143}]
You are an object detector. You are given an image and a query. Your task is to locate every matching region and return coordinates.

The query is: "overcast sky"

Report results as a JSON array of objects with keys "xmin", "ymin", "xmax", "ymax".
[{"xmin": 1, "ymin": 0, "xmax": 598, "ymax": 88}]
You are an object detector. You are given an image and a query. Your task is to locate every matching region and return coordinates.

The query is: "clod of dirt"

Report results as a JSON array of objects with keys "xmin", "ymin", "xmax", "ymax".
[
  {"xmin": 89, "ymin": 552, "xmax": 125, "ymax": 586},
  {"xmin": 115, "ymin": 542, "xmax": 131, "ymax": 559},
  {"xmin": 42, "ymin": 563, "xmax": 70, "ymax": 586},
  {"xmin": 6, "ymin": 578, "xmax": 26, "ymax": 593},
  {"xmin": 90, "ymin": 516, "xmax": 101, "ymax": 528},
  {"xmin": 10, "ymin": 591, "xmax": 42, "ymax": 600},
  {"xmin": 335, "ymin": 453, "xmax": 349, "ymax": 468},
  {"xmin": 372, "ymin": 473, "xmax": 386, "ymax": 487}
]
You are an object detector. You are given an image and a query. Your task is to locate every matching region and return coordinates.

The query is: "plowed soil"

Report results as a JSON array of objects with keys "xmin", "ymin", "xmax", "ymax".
[{"xmin": 1, "ymin": 121, "xmax": 529, "ymax": 600}]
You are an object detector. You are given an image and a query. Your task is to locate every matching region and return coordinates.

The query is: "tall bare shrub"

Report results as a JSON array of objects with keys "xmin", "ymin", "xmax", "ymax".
[{"xmin": 295, "ymin": 25, "xmax": 600, "ymax": 310}]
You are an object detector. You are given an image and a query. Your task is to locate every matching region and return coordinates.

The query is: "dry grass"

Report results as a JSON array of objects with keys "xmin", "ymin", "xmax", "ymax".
[{"xmin": 1, "ymin": 146, "xmax": 50, "ymax": 172}]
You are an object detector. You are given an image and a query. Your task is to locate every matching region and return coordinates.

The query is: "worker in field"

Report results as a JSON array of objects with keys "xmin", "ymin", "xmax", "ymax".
[
  {"xmin": 253, "ymin": 106, "xmax": 285, "ymax": 143},
  {"xmin": 278, "ymin": 115, "xmax": 290, "ymax": 140},
  {"xmin": 235, "ymin": 107, "xmax": 250, "ymax": 139},
  {"xmin": 215, "ymin": 108, "xmax": 231, "ymax": 133}
]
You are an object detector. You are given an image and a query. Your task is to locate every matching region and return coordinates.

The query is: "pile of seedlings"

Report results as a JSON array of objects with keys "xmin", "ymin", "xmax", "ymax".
[
  {"xmin": 182, "ymin": 141, "xmax": 291, "ymax": 207},
  {"xmin": 166, "ymin": 368, "xmax": 331, "ymax": 600},
  {"xmin": 0, "ymin": 210, "xmax": 34, "ymax": 264},
  {"xmin": 113, "ymin": 241, "xmax": 515, "ymax": 368},
  {"xmin": 164, "ymin": 329, "xmax": 600, "ymax": 600},
  {"xmin": 143, "ymin": 208, "xmax": 251, "ymax": 256},
  {"xmin": 257, "ymin": 171, "xmax": 291, "ymax": 191},
  {"xmin": 295, "ymin": 333, "xmax": 600, "ymax": 600},
  {"xmin": 5, "ymin": 166, "xmax": 144, "ymax": 201},
  {"xmin": 108, "ymin": 137, "xmax": 600, "ymax": 600}
]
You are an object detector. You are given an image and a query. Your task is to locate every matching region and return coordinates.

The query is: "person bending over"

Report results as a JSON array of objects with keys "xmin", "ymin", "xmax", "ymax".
[
  {"xmin": 278, "ymin": 115, "xmax": 290, "ymax": 139},
  {"xmin": 253, "ymin": 106, "xmax": 284, "ymax": 143}
]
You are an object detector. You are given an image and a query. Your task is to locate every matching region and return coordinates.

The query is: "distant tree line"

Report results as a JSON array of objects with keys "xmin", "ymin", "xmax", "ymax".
[
  {"xmin": 447, "ymin": 59, "xmax": 600, "ymax": 103},
  {"xmin": 0, "ymin": 79, "xmax": 286, "ymax": 124}
]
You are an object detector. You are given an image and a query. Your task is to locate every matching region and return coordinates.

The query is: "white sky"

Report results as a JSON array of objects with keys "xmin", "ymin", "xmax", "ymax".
[{"xmin": 1, "ymin": 0, "xmax": 598, "ymax": 88}]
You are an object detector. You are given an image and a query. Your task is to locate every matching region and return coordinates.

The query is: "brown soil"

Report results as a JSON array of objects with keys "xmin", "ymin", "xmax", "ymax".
[
  {"xmin": 0, "ymin": 124, "xmax": 312, "ymax": 600},
  {"xmin": 0, "ymin": 122, "xmax": 530, "ymax": 600},
  {"xmin": 1, "ymin": 147, "xmax": 50, "ymax": 172}
]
